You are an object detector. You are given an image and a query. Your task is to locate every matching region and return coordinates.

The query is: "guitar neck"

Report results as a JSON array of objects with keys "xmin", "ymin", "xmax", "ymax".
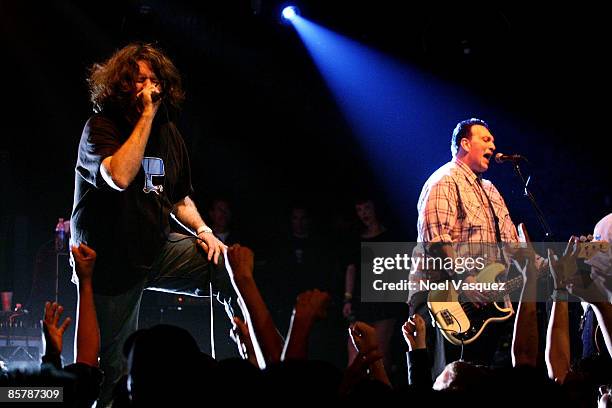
[
  {"xmin": 487, "ymin": 262, "xmax": 548, "ymax": 301},
  {"xmin": 487, "ymin": 240, "xmax": 610, "ymax": 301}
]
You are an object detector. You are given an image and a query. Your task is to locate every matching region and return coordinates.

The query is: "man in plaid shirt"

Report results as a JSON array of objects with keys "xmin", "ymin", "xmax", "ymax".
[{"xmin": 409, "ymin": 118, "xmax": 520, "ymax": 375}]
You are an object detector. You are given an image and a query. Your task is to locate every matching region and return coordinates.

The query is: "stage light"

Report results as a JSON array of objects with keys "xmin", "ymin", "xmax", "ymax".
[{"xmin": 281, "ymin": 6, "xmax": 299, "ymax": 21}]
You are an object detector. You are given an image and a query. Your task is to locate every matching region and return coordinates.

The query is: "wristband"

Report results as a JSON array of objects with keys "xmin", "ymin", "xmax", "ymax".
[
  {"xmin": 551, "ymin": 288, "xmax": 569, "ymax": 302},
  {"xmin": 196, "ymin": 225, "xmax": 213, "ymax": 235}
]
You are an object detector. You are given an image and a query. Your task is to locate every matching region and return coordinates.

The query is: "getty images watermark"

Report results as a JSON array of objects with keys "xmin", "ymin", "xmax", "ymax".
[{"xmin": 361, "ymin": 241, "xmax": 610, "ymax": 303}]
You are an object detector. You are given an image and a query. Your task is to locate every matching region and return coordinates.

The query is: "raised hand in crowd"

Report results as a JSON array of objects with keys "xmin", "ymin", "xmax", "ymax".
[
  {"xmin": 338, "ymin": 348, "xmax": 385, "ymax": 396},
  {"xmin": 42, "ymin": 301, "xmax": 72, "ymax": 364},
  {"xmin": 511, "ymin": 224, "xmax": 539, "ymax": 368},
  {"xmin": 350, "ymin": 321, "xmax": 378, "ymax": 353},
  {"xmin": 227, "ymin": 243, "xmax": 254, "ymax": 283},
  {"xmin": 342, "ymin": 264, "xmax": 356, "ymax": 319},
  {"xmin": 71, "ymin": 243, "xmax": 100, "ymax": 367},
  {"xmin": 547, "ymin": 237, "xmax": 579, "ymax": 292},
  {"xmin": 547, "ymin": 235, "xmax": 610, "ymax": 303},
  {"xmin": 230, "ymin": 316, "xmax": 258, "ymax": 366},
  {"xmin": 282, "ymin": 289, "xmax": 331, "ymax": 361},
  {"xmin": 294, "ymin": 289, "xmax": 330, "ymax": 321},
  {"xmin": 505, "ymin": 223, "xmax": 537, "ymax": 279},
  {"xmin": 402, "ymin": 314, "xmax": 426, "ymax": 352},
  {"xmin": 349, "ymin": 321, "xmax": 390, "ymax": 386},
  {"xmin": 403, "ymin": 313, "xmax": 431, "ymax": 388},
  {"xmin": 544, "ymin": 238, "xmax": 578, "ymax": 384},
  {"xmin": 228, "ymin": 244, "xmax": 283, "ymax": 367},
  {"xmin": 71, "ymin": 242, "xmax": 97, "ymax": 283},
  {"xmin": 39, "ymin": 299, "xmax": 103, "ymax": 407},
  {"xmin": 548, "ymin": 236, "xmax": 612, "ymax": 360}
]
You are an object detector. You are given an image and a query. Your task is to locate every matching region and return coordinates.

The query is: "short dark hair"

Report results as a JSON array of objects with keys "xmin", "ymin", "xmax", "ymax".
[
  {"xmin": 289, "ymin": 201, "xmax": 309, "ymax": 213},
  {"xmin": 352, "ymin": 189, "xmax": 378, "ymax": 207},
  {"xmin": 450, "ymin": 118, "xmax": 490, "ymax": 157}
]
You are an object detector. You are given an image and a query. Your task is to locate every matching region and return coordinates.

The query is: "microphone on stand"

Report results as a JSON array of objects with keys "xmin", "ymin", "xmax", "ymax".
[{"xmin": 494, "ymin": 152, "xmax": 528, "ymax": 164}]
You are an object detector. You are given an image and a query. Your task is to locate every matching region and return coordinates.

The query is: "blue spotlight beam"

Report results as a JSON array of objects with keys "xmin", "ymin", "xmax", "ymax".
[{"xmin": 289, "ymin": 15, "xmax": 491, "ymax": 229}]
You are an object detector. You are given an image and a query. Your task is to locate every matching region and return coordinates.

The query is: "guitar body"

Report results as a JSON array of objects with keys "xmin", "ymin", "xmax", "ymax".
[{"xmin": 427, "ymin": 262, "xmax": 514, "ymax": 345}]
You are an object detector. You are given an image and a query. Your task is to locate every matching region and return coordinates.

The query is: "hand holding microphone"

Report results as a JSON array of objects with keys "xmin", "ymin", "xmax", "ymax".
[
  {"xmin": 137, "ymin": 82, "xmax": 162, "ymax": 113},
  {"xmin": 151, "ymin": 89, "xmax": 162, "ymax": 103}
]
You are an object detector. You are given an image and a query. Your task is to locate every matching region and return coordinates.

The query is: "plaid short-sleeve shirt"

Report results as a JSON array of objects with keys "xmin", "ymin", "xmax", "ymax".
[{"xmin": 409, "ymin": 158, "xmax": 519, "ymax": 300}]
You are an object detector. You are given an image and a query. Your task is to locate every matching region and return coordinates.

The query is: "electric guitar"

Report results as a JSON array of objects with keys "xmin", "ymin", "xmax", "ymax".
[{"xmin": 427, "ymin": 230, "xmax": 609, "ymax": 346}]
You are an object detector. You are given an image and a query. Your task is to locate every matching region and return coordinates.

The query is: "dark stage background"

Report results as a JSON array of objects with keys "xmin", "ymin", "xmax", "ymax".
[{"xmin": 1, "ymin": 1, "xmax": 610, "ymax": 366}]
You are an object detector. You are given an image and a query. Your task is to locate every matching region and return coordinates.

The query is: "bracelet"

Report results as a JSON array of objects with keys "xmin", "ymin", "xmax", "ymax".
[
  {"xmin": 551, "ymin": 289, "xmax": 569, "ymax": 302},
  {"xmin": 344, "ymin": 292, "xmax": 353, "ymax": 303},
  {"xmin": 196, "ymin": 225, "xmax": 213, "ymax": 235}
]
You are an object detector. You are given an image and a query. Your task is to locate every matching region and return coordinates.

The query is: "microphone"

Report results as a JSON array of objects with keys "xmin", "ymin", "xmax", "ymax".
[
  {"xmin": 151, "ymin": 91, "xmax": 162, "ymax": 103},
  {"xmin": 494, "ymin": 152, "xmax": 528, "ymax": 164},
  {"xmin": 137, "ymin": 89, "xmax": 162, "ymax": 102}
]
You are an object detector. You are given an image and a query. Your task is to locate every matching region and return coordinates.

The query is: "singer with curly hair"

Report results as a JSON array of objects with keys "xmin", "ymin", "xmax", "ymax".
[{"xmin": 70, "ymin": 43, "xmax": 234, "ymax": 406}]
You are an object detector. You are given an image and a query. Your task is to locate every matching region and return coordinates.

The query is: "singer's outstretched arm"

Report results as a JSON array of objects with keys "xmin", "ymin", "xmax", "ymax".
[{"xmin": 173, "ymin": 196, "xmax": 226, "ymax": 265}]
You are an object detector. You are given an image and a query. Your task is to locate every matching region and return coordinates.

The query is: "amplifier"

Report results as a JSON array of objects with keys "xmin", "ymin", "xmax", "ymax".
[{"xmin": 0, "ymin": 318, "xmax": 43, "ymax": 369}]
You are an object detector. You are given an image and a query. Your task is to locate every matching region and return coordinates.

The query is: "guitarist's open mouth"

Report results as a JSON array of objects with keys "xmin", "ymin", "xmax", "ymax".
[{"xmin": 483, "ymin": 152, "xmax": 492, "ymax": 161}]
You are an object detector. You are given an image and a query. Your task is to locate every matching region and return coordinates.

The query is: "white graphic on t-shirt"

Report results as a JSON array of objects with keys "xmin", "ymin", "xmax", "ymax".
[{"xmin": 142, "ymin": 157, "xmax": 164, "ymax": 195}]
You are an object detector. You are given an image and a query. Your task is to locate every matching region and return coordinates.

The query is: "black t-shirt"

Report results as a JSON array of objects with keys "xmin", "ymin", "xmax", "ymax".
[
  {"xmin": 346, "ymin": 229, "xmax": 407, "ymax": 322},
  {"xmin": 347, "ymin": 229, "xmax": 396, "ymax": 302},
  {"xmin": 70, "ymin": 111, "xmax": 193, "ymax": 294}
]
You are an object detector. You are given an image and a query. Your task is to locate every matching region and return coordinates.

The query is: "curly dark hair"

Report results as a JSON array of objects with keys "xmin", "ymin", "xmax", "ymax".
[{"xmin": 88, "ymin": 43, "xmax": 185, "ymax": 114}]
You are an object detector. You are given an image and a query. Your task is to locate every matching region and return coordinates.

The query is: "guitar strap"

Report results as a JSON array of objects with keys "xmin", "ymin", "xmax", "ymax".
[{"xmin": 476, "ymin": 177, "xmax": 503, "ymax": 247}]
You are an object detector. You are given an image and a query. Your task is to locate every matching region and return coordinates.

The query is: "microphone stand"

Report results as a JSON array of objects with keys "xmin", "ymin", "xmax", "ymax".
[
  {"xmin": 511, "ymin": 160, "xmax": 556, "ymax": 344},
  {"xmin": 512, "ymin": 161, "xmax": 554, "ymax": 241},
  {"xmin": 498, "ymin": 157, "xmax": 555, "ymax": 342}
]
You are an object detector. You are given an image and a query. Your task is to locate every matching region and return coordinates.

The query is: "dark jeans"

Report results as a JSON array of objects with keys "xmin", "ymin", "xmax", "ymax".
[{"xmin": 92, "ymin": 233, "xmax": 235, "ymax": 407}]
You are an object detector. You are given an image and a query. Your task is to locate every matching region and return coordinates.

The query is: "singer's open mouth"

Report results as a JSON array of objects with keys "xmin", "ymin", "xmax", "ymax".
[{"xmin": 483, "ymin": 152, "xmax": 492, "ymax": 160}]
